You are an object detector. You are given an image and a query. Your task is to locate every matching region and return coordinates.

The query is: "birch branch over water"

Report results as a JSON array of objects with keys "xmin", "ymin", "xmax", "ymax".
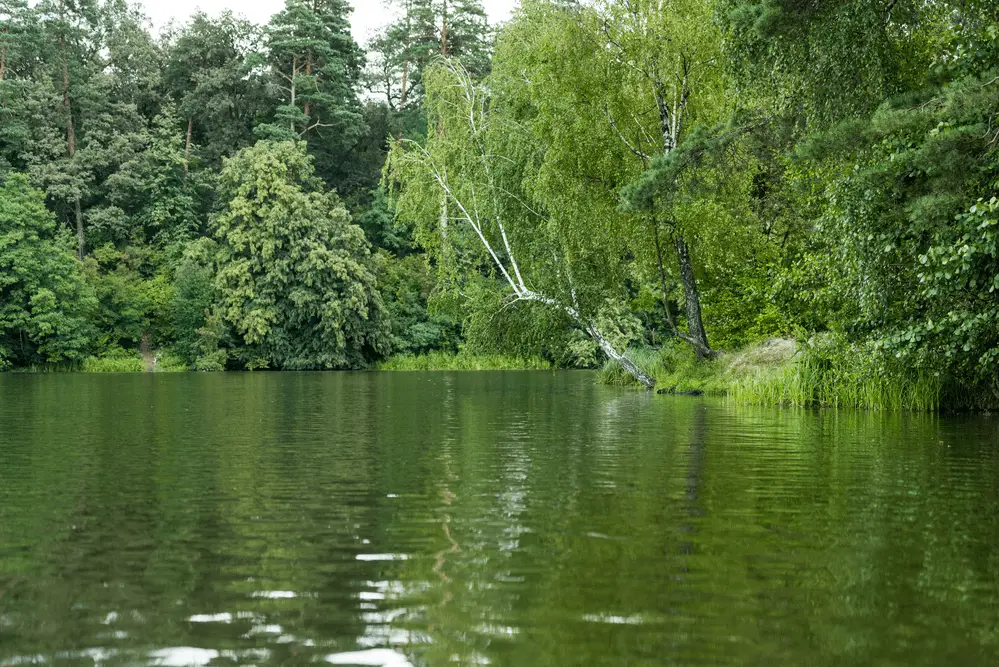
[{"xmin": 395, "ymin": 61, "xmax": 657, "ymax": 390}]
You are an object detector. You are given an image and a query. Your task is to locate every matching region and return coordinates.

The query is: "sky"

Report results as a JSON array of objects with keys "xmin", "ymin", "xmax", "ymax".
[{"xmin": 137, "ymin": 0, "xmax": 519, "ymax": 42}]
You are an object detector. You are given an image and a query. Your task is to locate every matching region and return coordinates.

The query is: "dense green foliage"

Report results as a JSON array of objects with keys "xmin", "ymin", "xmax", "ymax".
[
  {"xmin": 0, "ymin": 0, "xmax": 996, "ymax": 408},
  {"xmin": 212, "ymin": 141, "xmax": 388, "ymax": 370},
  {"xmin": 0, "ymin": 175, "xmax": 94, "ymax": 368},
  {"xmin": 0, "ymin": 0, "xmax": 491, "ymax": 371},
  {"xmin": 385, "ymin": 0, "xmax": 998, "ymax": 407}
]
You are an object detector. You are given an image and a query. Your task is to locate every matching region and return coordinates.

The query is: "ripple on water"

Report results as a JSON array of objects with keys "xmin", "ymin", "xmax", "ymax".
[{"xmin": 1, "ymin": 373, "xmax": 998, "ymax": 666}]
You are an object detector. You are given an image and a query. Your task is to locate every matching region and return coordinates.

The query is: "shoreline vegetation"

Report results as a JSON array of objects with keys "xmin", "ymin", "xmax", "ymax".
[
  {"xmin": 377, "ymin": 352, "xmax": 551, "ymax": 371},
  {"xmin": 2, "ymin": 2, "xmax": 997, "ymax": 414},
  {"xmin": 14, "ymin": 338, "xmax": 978, "ymax": 413},
  {"xmin": 599, "ymin": 339, "xmax": 951, "ymax": 412}
]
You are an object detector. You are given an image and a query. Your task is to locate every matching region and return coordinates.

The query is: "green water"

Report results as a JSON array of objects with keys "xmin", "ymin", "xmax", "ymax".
[{"xmin": 1, "ymin": 372, "xmax": 999, "ymax": 666}]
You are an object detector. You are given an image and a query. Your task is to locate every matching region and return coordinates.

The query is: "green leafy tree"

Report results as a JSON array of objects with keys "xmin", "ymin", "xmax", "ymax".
[
  {"xmin": 485, "ymin": 0, "xmax": 728, "ymax": 361},
  {"xmin": 169, "ymin": 237, "xmax": 221, "ymax": 368},
  {"xmin": 390, "ymin": 61, "xmax": 658, "ymax": 388},
  {"xmin": 102, "ymin": 0, "xmax": 162, "ymax": 118},
  {"xmin": 162, "ymin": 11, "xmax": 264, "ymax": 168},
  {"xmin": 103, "ymin": 105, "xmax": 205, "ymax": 245},
  {"xmin": 0, "ymin": 0, "xmax": 42, "ymax": 174},
  {"xmin": 374, "ymin": 250, "xmax": 458, "ymax": 355},
  {"xmin": 213, "ymin": 140, "xmax": 389, "ymax": 369},
  {"xmin": 792, "ymin": 73, "xmax": 999, "ymax": 392},
  {"xmin": 84, "ymin": 242, "xmax": 172, "ymax": 352},
  {"xmin": 0, "ymin": 174, "xmax": 95, "ymax": 368}
]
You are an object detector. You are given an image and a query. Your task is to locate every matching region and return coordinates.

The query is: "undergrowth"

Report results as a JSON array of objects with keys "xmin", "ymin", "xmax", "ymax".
[{"xmin": 37, "ymin": 348, "xmax": 193, "ymax": 373}]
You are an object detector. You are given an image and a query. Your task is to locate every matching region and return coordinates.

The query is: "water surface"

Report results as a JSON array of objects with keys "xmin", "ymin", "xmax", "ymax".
[{"xmin": 1, "ymin": 372, "xmax": 998, "ymax": 666}]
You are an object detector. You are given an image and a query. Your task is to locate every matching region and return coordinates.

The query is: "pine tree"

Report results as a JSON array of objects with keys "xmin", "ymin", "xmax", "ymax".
[
  {"xmin": 27, "ymin": 0, "xmax": 103, "ymax": 258},
  {"xmin": 258, "ymin": 0, "xmax": 366, "ymax": 189},
  {"xmin": 260, "ymin": 0, "xmax": 362, "ymax": 141},
  {"xmin": 365, "ymin": 0, "xmax": 491, "ymax": 109}
]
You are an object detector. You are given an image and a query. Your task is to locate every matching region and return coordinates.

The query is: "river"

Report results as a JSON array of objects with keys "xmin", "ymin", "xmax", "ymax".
[{"xmin": 1, "ymin": 372, "xmax": 998, "ymax": 666}]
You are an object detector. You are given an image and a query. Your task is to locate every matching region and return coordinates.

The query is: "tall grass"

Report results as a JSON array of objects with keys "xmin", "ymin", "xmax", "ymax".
[
  {"xmin": 729, "ymin": 361, "xmax": 941, "ymax": 412},
  {"xmin": 378, "ymin": 351, "xmax": 551, "ymax": 371},
  {"xmin": 78, "ymin": 348, "xmax": 191, "ymax": 373},
  {"xmin": 14, "ymin": 362, "xmax": 81, "ymax": 373},
  {"xmin": 153, "ymin": 351, "xmax": 191, "ymax": 372},
  {"xmin": 601, "ymin": 339, "xmax": 943, "ymax": 412}
]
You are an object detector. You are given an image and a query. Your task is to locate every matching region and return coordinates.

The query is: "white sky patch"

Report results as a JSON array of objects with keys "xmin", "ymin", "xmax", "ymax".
[{"xmin": 136, "ymin": 0, "xmax": 519, "ymax": 42}]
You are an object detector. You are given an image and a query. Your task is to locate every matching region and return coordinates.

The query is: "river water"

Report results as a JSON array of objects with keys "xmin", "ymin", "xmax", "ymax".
[{"xmin": 1, "ymin": 372, "xmax": 998, "ymax": 666}]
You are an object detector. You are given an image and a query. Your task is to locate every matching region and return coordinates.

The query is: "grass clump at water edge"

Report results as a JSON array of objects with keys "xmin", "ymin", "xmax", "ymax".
[
  {"xmin": 377, "ymin": 351, "xmax": 551, "ymax": 371},
  {"xmin": 601, "ymin": 338, "xmax": 943, "ymax": 412},
  {"xmin": 79, "ymin": 348, "xmax": 191, "ymax": 373}
]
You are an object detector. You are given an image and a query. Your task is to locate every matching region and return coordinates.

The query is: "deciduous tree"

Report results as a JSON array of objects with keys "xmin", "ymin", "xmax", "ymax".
[{"xmin": 213, "ymin": 141, "xmax": 389, "ymax": 369}]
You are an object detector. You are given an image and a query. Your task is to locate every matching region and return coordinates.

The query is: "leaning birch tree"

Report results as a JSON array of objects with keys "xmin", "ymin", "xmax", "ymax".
[{"xmin": 389, "ymin": 60, "xmax": 657, "ymax": 389}]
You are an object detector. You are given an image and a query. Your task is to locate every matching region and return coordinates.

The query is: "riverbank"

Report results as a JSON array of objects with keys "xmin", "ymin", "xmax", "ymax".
[
  {"xmin": 7, "ymin": 343, "xmax": 979, "ymax": 413},
  {"xmin": 10, "ymin": 351, "xmax": 548, "ymax": 373},
  {"xmin": 14, "ymin": 350, "xmax": 190, "ymax": 373},
  {"xmin": 600, "ymin": 339, "xmax": 958, "ymax": 412}
]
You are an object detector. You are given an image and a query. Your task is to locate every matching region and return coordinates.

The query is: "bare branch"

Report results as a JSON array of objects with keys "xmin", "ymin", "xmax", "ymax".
[{"xmin": 607, "ymin": 106, "xmax": 654, "ymax": 161}]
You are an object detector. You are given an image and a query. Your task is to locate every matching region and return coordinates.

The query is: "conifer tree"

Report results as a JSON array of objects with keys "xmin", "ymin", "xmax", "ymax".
[
  {"xmin": 259, "ymin": 0, "xmax": 364, "ymax": 158},
  {"xmin": 365, "ymin": 0, "xmax": 491, "ymax": 109}
]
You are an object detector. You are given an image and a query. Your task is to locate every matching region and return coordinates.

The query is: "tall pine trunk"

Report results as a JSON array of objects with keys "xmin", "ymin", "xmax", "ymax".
[
  {"xmin": 399, "ymin": 0, "xmax": 412, "ymax": 107},
  {"xmin": 74, "ymin": 198, "xmax": 84, "ymax": 259},
  {"xmin": 441, "ymin": 0, "xmax": 448, "ymax": 57},
  {"xmin": 0, "ymin": 27, "xmax": 8, "ymax": 83},
  {"xmin": 400, "ymin": 61, "xmax": 409, "ymax": 107},
  {"xmin": 60, "ymin": 1, "xmax": 83, "ymax": 259},
  {"xmin": 304, "ymin": 54, "xmax": 312, "ymax": 120},
  {"xmin": 290, "ymin": 56, "xmax": 298, "ymax": 134}
]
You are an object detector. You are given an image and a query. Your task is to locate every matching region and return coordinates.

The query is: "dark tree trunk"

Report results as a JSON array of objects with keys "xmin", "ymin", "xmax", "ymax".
[
  {"xmin": 304, "ymin": 54, "xmax": 312, "ymax": 120},
  {"xmin": 675, "ymin": 234, "xmax": 712, "ymax": 359},
  {"xmin": 652, "ymin": 217, "xmax": 714, "ymax": 358},
  {"xmin": 184, "ymin": 116, "xmax": 193, "ymax": 175},
  {"xmin": 441, "ymin": 0, "xmax": 448, "ymax": 56},
  {"xmin": 75, "ymin": 198, "xmax": 84, "ymax": 259},
  {"xmin": 62, "ymin": 60, "xmax": 75, "ymax": 155},
  {"xmin": 652, "ymin": 217, "xmax": 680, "ymax": 333},
  {"xmin": 0, "ymin": 27, "xmax": 8, "ymax": 83},
  {"xmin": 649, "ymin": 78, "xmax": 713, "ymax": 360}
]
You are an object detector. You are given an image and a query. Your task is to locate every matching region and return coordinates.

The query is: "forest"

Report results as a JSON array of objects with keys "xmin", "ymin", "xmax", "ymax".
[{"xmin": 0, "ymin": 0, "xmax": 997, "ymax": 409}]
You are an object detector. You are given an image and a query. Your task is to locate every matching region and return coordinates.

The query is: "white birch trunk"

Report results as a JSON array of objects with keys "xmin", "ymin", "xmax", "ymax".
[{"xmin": 403, "ymin": 62, "xmax": 658, "ymax": 391}]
